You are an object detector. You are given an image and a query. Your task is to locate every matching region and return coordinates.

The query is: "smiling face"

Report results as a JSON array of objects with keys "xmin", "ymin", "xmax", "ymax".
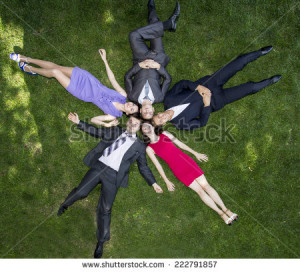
[
  {"xmin": 125, "ymin": 102, "xmax": 139, "ymax": 115},
  {"xmin": 126, "ymin": 116, "xmax": 141, "ymax": 135},
  {"xmin": 140, "ymin": 104, "xmax": 155, "ymax": 120},
  {"xmin": 141, "ymin": 122, "xmax": 155, "ymax": 137},
  {"xmin": 152, "ymin": 112, "xmax": 169, "ymax": 126}
]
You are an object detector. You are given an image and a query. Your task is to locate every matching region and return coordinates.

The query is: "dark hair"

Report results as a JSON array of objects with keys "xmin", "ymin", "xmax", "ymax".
[
  {"xmin": 125, "ymin": 101, "xmax": 139, "ymax": 116},
  {"xmin": 127, "ymin": 112, "xmax": 141, "ymax": 120},
  {"xmin": 141, "ymin": 120, "xmax": 163, "ymax": 144}
]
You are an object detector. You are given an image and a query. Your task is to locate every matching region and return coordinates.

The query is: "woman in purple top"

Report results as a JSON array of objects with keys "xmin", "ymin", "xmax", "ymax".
[{"xmin": 10, "ymin": 49, "xmax": 138, "ymax": 127}]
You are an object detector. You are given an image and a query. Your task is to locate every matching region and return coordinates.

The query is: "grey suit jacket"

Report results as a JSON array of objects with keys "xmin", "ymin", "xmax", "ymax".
[
  {"xmin": 124, "ymin": 64, "xmax": 172, "ymax": 104},
  {"xmin": 77, "ymin": 121, "xmax": 157, "ymax": 188}
]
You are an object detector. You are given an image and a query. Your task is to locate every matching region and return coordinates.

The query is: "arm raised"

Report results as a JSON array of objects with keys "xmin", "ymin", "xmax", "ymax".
[
  {"xmin": 68, "ymin": 112, "xmax": 109, "ymax": 138},
  {"xmin": 99, "ymin": 49, "xmax": 127, "ymax": 97},
  {"xmin": 90, "ymin": 114, "xmax": 119, "ymax": 127}
]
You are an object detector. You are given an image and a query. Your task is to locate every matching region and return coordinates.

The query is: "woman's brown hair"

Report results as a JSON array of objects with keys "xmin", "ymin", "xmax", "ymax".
[{"xmin": 141, "ymin": 120, "xmax": 163, "ymax": 144}]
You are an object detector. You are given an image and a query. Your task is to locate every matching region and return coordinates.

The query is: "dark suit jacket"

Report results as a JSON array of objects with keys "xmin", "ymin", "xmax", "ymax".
[
  {"xmin": 77, "ymin": 121, "xmax": 156, "ymax": 188},
  {"xmin": 124, "ymin": 64, "xmax": 172, "ymax": 104},
  {"xmin": 164, "ymin": 77, "xmax": 214, "ymax": 131}
]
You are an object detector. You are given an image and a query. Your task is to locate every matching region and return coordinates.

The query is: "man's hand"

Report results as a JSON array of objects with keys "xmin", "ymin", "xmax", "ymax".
[
  {"xmin": 139, "ymin": 59, "xmax": 152, "ymax": 69},
  {"xmin": 146, "ymin": 60, "xmax": 161, "ymax": 70},
  {"xmin": 196, "ymin": 85, "xmax": 212, "ymax": 106},
  {"xmin": 98, "ymin": 49, "xmax": 107, "ymax": 61},
  {"xmin": 138, "ymin": 59, "xmax": 160, "ymax": 70},
  {"xmin": 68, "ymin": 112, "xmax": 80, "ymax": 124},
  {"xmin": 202, "ymin": 92, "xmax": 212, "ymax": 106},
  {"xmin": 194, "ymin": 153, "xmax": 208, "ymax": 162},
  {"xmin": 196, "ymin": 85, "xmax": 211, "ymax": 96},
  {"xmin": 152, "ymin": 183, "xmax": 163, "ymax": 193}
]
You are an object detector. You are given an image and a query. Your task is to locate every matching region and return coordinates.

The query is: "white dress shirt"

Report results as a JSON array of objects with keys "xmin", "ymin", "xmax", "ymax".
[
  {"xmin": 166, "ymin": 103, "xmax": 190, "ymax": 120},
  {"xmin": 99, "ymin": 132, "xmax": 137, "ymax": 171},
  {"xmin": 138, "ymin": 80, "xmax": 155, "ymax": 104}
]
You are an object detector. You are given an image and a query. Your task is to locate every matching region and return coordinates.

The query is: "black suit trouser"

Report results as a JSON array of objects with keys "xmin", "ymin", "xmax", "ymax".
[
  {"xmin": 195, "ymin": 49, "xmax": 273, "ymax": 111},
  {"xmin": 129, "ymin": 19, "xmax": 169, "ymax": 66},
  {"xmin": 61, "ymin": 162, "xmax": 118, "ymax": 243}
]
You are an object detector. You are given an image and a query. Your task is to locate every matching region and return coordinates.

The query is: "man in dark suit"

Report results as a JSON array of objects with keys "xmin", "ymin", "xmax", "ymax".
[
  {"xmin": 57, "ymin": 112, "xmax": 163, "ymax": 258},
  {"xmin": 125, "ymin": 0, "xmax": 180, "ymax": 119},
  {"xmin": 152, "ymin": 46, "xmax": 282, "ymax": 130}
]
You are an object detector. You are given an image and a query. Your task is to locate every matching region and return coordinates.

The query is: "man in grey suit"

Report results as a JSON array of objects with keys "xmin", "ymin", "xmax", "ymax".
[
  {"xmin": 57, "ymin": 112, "xmax": 163, "ymax": 258},
  {"xmin": 125, "ymin": 0, "xmax": 180, "ymax": 120}
]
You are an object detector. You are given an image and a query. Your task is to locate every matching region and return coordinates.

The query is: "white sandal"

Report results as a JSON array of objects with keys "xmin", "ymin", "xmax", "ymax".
[{"xmin": 10, "ymin": 53, "xmax": 30, "ymax": 63}]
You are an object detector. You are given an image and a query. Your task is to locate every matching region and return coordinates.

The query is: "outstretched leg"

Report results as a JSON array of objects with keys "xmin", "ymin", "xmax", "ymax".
[
  {"xmin": 148, "ymin": 0, "xmax": 159, "ymax": 24},
  {"xmin": 189, "ymin": 176, "xmax": 237, "ymax": 224},
  {"xmin": 189, "ymin": 179, "xmax": 224, "ymax": 215},
  {"xmin": 19, "ymin": 54, "xmax": 73, "ymax": 77},
  {"xmin": 148, "ymin": 0, "xmax": 165, "ymax": 54},
  {"xmin": 96, "ymin": 181, "xmax": 118, "ymax": 243},
  {"xmin": 21, "ymin": 62, "xmax": 72, "ymax": 89},
  {"xmin": 196, "ymin": 175, "xmax": 228, "ymax": 212},
  {"xmin": 210, "ymin": 49, "xmax": 264, "ymax": 87},
  {"xmin": 222, "ymin": 75, "xmax": 281, "ymax": 105},
  {"xmin": 59, "ymin": 168, "xmax": 101, "ymax": 210}
]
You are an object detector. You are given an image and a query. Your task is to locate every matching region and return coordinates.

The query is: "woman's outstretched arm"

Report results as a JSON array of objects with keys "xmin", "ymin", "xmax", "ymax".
[
  {"xmin": 162, "ymin": 131, "xmax": 208, "ymax": 162},
  {"xmin": 146, "ymin": 146, "xmax": 175, "ymax": 191},
  {"xmin": 90, "ymin": 114, "xmax": 119, "ymax": 127},
  {"xmin": 98, "ymin": 49, "xmax": 127, "ymax": 97}
]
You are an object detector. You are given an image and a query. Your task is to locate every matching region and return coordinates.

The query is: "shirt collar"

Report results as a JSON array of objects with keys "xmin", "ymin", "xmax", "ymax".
[{"xmin": 124, "ymin": 131, "xmax": 137, "ymax": 138}]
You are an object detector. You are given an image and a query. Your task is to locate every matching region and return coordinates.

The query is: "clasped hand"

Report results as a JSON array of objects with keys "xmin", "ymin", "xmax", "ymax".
[
  {"xmin": 196, "ymin": 85, "xmax": 212, "ymax": 106},
  {"xmin": 139, "ymin": 59, "xmax": 161, "ymax": 70}
]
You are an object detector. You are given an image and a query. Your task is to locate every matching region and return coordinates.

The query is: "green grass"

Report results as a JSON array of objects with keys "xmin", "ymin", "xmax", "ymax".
[{"xmin": 0, "ymin": 0, "xmax": 299, "ymax": 258}]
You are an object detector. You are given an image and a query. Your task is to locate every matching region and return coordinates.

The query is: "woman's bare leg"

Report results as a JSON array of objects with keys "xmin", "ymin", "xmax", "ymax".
[
  {"xmin": 189, "ymin": 180, "xmax": 232, "ymax": 224},
  {"xmin": 22, "ymin": 64, "xmax": 71, "ymax": 89},
  {"xmin": 19, "ymin": 55, "xmax": 73, "ymax": 78},
  {"xmin": 196, "ymin": 175, "xmax": 237, "ymax": 219},
  {"xmin": 189, "ymin": 180, "xmax": 224, "ymax": 215},
  {"xmin": 196, "ymin": 175, "xmax": 227, "ymax": 211}
]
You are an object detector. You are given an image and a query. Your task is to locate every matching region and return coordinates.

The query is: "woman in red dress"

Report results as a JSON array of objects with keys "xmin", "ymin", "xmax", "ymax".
[{"xmin": 141, "ymin": 122, "xmax": 238, "ymax": 225}]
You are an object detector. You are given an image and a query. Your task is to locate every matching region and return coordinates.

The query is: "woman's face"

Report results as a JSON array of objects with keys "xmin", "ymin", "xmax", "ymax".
[
  {"xmin": 141, "ymin": 123, "xmax": 154, "ymax": 136},
  {"xmin": 125, "ymin": 102, "xmax": 138, "ymax": 114}
]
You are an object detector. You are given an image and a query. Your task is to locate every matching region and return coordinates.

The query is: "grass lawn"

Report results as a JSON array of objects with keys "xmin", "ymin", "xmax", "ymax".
[{"xmin": 0, "ymin": 0, "xmax": 299, "ymax": 258}]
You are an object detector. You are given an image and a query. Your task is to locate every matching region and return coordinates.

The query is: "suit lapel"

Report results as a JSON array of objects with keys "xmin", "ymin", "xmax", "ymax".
[{"xmin": 122, "ymin": 139, "xmax": 140, "ymax": 161}]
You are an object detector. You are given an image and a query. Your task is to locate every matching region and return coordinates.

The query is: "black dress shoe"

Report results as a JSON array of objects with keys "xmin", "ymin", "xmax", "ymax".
[
  {"xmin": 269, "ymin": 75, "xmax": 282, "ymax": 84},
  {"xmin": 94, "ymin": 242, "xmax": 103, "ymax": 258},
  {"xmin": 148, "ymin": 0, "xmax": 156, "ymax": 11},
  {"xmin": 260, "ymin": 45, "xmax": 273, "ymax": 55},
  {"xmin": 57, "ymin": 204, "xmax": 67, "ymax": 217},
  {"xmin": 165, "ymin": 1, "xmax": 180, "ymax": 32}
]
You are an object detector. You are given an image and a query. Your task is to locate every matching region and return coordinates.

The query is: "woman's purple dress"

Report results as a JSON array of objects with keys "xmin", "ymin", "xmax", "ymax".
[{"xmin": 66, "ymin": 67, "xmax": 126, "ymax": 117}]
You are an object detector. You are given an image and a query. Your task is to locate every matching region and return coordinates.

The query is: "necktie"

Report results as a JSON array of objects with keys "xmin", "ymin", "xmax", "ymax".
[
  {"xmin": 102, "ymin": 133, "xmax": 133, "ymax": 157},
  {"xmin": 143, "ymin": 80, "xmax": 151, "ymax": 101}
]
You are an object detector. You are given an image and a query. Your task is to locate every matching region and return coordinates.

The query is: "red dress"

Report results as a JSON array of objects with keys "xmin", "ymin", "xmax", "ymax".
[{"xmin": 148, "ymin": 133, "xmax": 204, "ymax": 186}]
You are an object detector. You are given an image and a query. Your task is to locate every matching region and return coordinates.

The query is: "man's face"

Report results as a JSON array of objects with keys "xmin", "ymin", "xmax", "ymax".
[
  {"xmin": 140, "ymin": 104, "xmax": 155, "ymax": 120},
  {"xmin": 126, "ymin": 117, "xmax": 141, "ymax": 134},
  {"xmin": 152, "ymin": 112, "xmax": 168, "ymax": 126}
]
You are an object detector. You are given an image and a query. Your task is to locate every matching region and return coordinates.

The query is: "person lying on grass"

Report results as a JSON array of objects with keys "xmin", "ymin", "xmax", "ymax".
[
  {"xmin": 9, "ymin": 49, "xmax": 138, "ymax": 127},
  {"xmin": 141, "ymin": 121, "xmax": 238, "ymax": 225}
]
